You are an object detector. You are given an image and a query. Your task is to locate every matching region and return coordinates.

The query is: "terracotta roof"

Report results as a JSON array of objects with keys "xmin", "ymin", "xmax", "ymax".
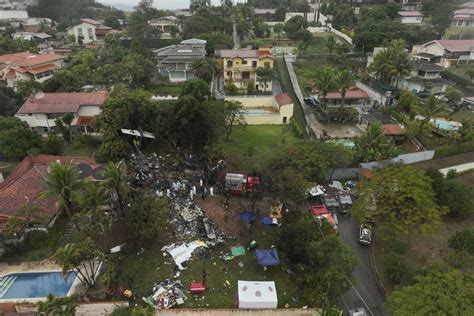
[
  {"xmin": 275, "ymin": 93, "xmax": 293, "ymax": 106},
  {"xmin": 382, "ymin": 124, "xmax": 405, "ymax": 135},
  {"xmin": 434, "ymin": 40, "xmax": 474, "ymax": 52},
  {"xmin": 5, "ymin": 69, "xmax": 15, "ymax": 78},
  {"xmin": 80, "ymin": 18, "xmax": 102, "ymax": 25},
  {"xmin": 23, "ymin": 63, "xmax": 58, "ymax": 74},
  {"xmin": 17, "ymin": 91, "xmax": 108, "ymax": 114},
  {"xmin": 0, "ymin": 52, "xmax": 64, "ymax": 67},
  {"xmin": 398, "ymin": 11, "xmax": 424, "ymax": 17},
  {"xmin": 0, "ymin": 155, "xmax": 99, "ymax": 232},
  {"xmin": 324, "ymin": 89, "xmax": 369, "ymax": 100}
]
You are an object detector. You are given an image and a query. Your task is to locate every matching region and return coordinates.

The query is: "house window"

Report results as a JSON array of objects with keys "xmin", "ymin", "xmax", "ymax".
[
  {"xmin": 242, "ymin": 60, "xmax": 248, "ymax": 65},
  {"xmin": 77, "ymin": 28, "xmax": 83, "ymax": 37},
  {"xmin": 264, "ymin": 62, "xmax": 270, "ymax": 67},
  {"xmin": 87, "ymin": 28, "xmax": 94, "ymax": 38},
  {"xmin": 227, "ymin": 60, "xmax": 233, "ymax": 67},
  {"xmin": 252, "ymin": 61, "xmax": 257, "ymax": 68},
  {"xmin": 227, "ymin": 71, "xmax": 232, "ymax": 77},
  {"xmin": 242, "ymin": 72, "xmax": 250, "ymax": 80},
  {"xmin": 42, "ymin": 127, "xmax": 49, "ymax": 133}
]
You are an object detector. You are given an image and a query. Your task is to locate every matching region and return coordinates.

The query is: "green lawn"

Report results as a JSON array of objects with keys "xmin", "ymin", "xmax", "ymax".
[
  {"xmin": 151, "ymin": 84, "xmax": 183, "ymax": 95},
  {"xmin": 220, "ymin": 125, "xmax": 299, "ymax": 171},
  {"xmin": 117, "ymin": 220, "xmax": 301, "ymax": 308},
  {"xmin": 450, "ymin": 109, "xmax": 474, "ymax": 122},
  {"xmin": 61, "ymin": 141, "xmax": 99, "ymax": 157},
  {"xmin": 0, "ymin": 161, "xmax": 20, "ymax": 178}
]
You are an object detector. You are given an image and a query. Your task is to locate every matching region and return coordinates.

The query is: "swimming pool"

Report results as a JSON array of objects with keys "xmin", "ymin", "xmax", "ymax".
[
  {"xmin": 431, "ymin": 118, "xmax": 462, "ymax": 131},
  {"xmin": 240, "ymin": 109, "xmax": 275, "ymax": 115},
  {"xmin": 0, "ymin": 272, "xmax": 77, "ymax": 299}
]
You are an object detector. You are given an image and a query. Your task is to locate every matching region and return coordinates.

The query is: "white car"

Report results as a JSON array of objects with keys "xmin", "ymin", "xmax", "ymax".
[{"xmin": 358, "ymin": 224, "xmax": 372, "ymax": 246}]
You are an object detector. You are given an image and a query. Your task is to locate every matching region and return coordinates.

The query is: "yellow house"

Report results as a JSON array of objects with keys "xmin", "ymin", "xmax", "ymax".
[{"xmin": 219, "ymin": 47, "xmax": 274, "ymax": 92}]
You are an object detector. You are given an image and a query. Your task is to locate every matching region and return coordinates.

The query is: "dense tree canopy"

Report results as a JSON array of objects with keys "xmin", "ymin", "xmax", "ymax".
[
  {"xmin": 353, "ymin": 167, "xmax": 445, "ymax": 237},
  {"xmin": 0, "ymin": 116, "xmax": 41, "ymax": 160},
  {"xmin": 126, "ymin": 194, "xmax": 170, "ymax": 240},
  {"xmin": 387, "ymin": 266, "xmax": 474, "ymax": 316}
]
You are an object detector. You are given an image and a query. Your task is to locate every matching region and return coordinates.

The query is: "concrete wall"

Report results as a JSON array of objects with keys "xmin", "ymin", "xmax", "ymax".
[
  {"xmin": 155, "ymin": 309, "xmax": 321, "ymax": 316},
  {"xmin": 359, "ymin": 150, "xmax": 435, "ymax": 170},
  {"xmin": 226, "ymin": 96, "xmax": 275, "ymax": 108}
]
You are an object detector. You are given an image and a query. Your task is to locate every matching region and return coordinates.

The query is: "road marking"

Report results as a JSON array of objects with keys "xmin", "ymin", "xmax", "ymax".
[{"xmin": 345, "ymin": 276, "xmax": 375, "ymax": 316}]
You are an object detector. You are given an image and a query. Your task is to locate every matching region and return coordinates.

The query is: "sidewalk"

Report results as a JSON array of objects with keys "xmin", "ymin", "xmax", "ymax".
[{"xmin": 440, "ymin": 162, "xmax": 474, "ymax": 175}]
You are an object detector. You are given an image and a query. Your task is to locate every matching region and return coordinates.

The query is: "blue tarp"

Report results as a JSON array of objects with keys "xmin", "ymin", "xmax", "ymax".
[
  {"xmin": 255, "ymin": 249, "xmax": 280, "ymax": 266},
  {"xmin": 239, "ymin": 211, "xmax": 256, "ymax": 222},
  {"xmin": 260, "ymin": 217, "xmax": 273, "ymax": 225}
]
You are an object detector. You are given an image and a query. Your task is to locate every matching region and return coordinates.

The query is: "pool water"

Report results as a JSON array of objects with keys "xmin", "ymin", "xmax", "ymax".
[
  {"xmin": 0, "ymin": 272, "xmax": 77, "ymax": 299},
  {"xmin": 240, "ymin": 109, "xmax": 274, "ymax": 115},
  {"xmin": 431, "ymin": 118, "xmax": 461, "ymax": 131}
]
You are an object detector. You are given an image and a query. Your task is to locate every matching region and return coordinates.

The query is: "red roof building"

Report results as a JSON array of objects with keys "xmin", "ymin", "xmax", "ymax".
[
  {"xmin": 0, "ymin": 155, "xmax": 102, "ymax": 234},
  {"xmin": 0, "ymin": 52, "xmax": 64, "ymax": 89},
  {"xmin": 16, "ymin": 92, "xmax": 108, "ymax": 135}
]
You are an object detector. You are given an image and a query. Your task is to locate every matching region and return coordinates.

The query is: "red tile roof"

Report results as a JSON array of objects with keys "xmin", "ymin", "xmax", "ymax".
[
  {"xmin": 17, "ymin": 91, "xmax": 108, "ymax": 114},
  {"xmin": 0, "ymin": 52, "xmax": 64, "ymax": 67},
  {"xmin": 382, "ymin": 124, "xmax": 405, "ymax": 135},
  {"xmin": 275, "ymin": 93, "xmax": 293, "ymax": 106},
  {"xmin": 80, "ymin": 18, "xmax": 103, "ymax": 25},
  {"xmin": 76, "ymin": 116, "xmax": 96, "ymax": 125},
  {"xmin": 324, "ymin": 89, "xmax": 369, "ymax": 100},
  {"xmin": 25, "ymin": 63, "xmax": 58, "ymax": 74},
  {"xmin": 0, "ymin": 155, "xmax": 98, "ymax": 232},
  {"xmin": 434, "ymin": 40, "xmax": 474, "ymax": 52}
]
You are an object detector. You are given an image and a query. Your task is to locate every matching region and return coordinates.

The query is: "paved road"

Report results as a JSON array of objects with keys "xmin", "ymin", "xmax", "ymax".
[{"xmin": 338, "ymin": 215, "xmax": 387, "ymax": 316}]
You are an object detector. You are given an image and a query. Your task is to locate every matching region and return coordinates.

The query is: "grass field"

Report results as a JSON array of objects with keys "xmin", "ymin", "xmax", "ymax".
[
  {"xmin": 117, "ymin": 217, "xmax": 301, "ymax": 308},
  {"xmin": 220, "ymin": 125, "xmax": 299, "ymax": 171},
  {"xmin": 151, "ymin": 84, "xmax": 183, "ymax": 95},
  {"xmin": 450, "ymin": 109, "xmax": 474, "ymax": 122},
  {"xmin": 61, "ymin": 141, "xmax": 99, "ymax": 157}
]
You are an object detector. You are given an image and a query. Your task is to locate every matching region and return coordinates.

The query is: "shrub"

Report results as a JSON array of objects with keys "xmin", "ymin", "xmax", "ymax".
[
  {"xmin": 440, "ymin": 70, "xmax": 473, "ymax": 88},
  {"xmin": 434, "ymin": 141, "xmax": 474, "ymax": 158},
  {"xmin": 448, "ymin": 229, "xmax": 474, "ymax": 255},
  {"xmin": 41, "ymin": 134, "xmax": 63, "ymax": 155},
  {"xmin": 389, "ymin": 239, "xmax": 409, "ymax": 255},
  {"xmin": 383, "ymin": 253, "xmax": 409, "ymax": 285},
  {"xmin": 225, "ymin": 83, "xmax": 238, "ymax": 94}
]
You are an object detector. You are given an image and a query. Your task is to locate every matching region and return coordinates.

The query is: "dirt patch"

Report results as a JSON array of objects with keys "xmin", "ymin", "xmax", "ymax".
[
  {"xmin": 412, "ymin": 152, "xmax": 474, "ymax": 170},
  {"xmin": 195, "ymin": 196, "xmax": 275, "ymax": 244},
  {"xmin": 459, "ymin": 171, "xmax": 474, "ymax": 186}
]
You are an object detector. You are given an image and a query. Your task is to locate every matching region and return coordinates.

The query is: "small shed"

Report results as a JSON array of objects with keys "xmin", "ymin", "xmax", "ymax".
[{"xmin": 237, "ymin": 281, "xmax": 278, "ymax": 309}]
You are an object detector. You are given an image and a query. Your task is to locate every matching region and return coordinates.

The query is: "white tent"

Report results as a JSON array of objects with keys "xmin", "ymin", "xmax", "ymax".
[{"xmin": 237, "ymin": 281, "xmax": 278, "ymax": 309}]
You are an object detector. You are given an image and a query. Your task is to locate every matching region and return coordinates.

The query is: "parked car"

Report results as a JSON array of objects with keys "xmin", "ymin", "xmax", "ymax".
[
  {"xmin": 323, "ymin": 193, "xmax": 339, "ymax": 212},
  {"xmin": 336, "ymin": 192, "xmax": 353, "ymax": 213},
  {"xmin": 304, "ymin": 96, "xmax": 319, "ymax": 107},
  {"xmin": 358, "ymin": 223, "xmax": 373, "ymax": 246}
]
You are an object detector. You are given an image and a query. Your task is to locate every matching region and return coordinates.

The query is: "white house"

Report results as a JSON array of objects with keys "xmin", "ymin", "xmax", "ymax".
[
  {"xmin": 0, "ymin": 51, "xmax": 64, "ymax": 89},
  {"xmin": 400, "ymin": 59, "xmax": 453, "ymax": 94},
  {"xmin": 148, "ymin": 16, "xmax": 179, "ymax": 39},
  {"xmin": 398, "ymin": 11, "xmax": 424, "ymax": 24},
  {"xmin": 412, "ymin": 39, "xmax": 474, "ymax": 68},
  {"xmin": 66, "ymin": 18, "xmax": 114, "ymax": 44},
  {"xmin": 0, "ymin": 10, "xmax": 28, "ymax": 21},
  {"xmin": 15, "ymin": 91, "xmax": 108, "ymax": 135}
]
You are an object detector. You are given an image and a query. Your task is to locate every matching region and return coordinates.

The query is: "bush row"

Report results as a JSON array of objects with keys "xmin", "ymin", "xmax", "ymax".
[
  {"xmin": 441, "ymin": 70, "xmax": 473, "ymax": 88},
  {"xmin": 434, "ymin": 141, "xmax": 474, "ymax": 158}
]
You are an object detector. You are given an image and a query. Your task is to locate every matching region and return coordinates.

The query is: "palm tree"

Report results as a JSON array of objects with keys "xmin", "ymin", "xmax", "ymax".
[
  {"xmin": 273, "ymin": 23, "xmax": 285, "ymax": 41},
  {"xmin": 256, "ymin": 67, "xmax": 273, "ymax": 93},
  {"xmin": 326, "ymin": 33, "xmax": 337, "ymax": 57},
  {"xmin": 313, "ymin": 66, "xmax": 337, "ymax": 109},
  {"xmin": 38, "ymin": 294, "xmax": 78, "ymax": 316},
  {"xmin": 40, "ymin": 162, "xmax": 82, "ymax": 229},
  {"xmin": 337, "ymin": 69, "xmax": 354, "ymax": 110},
  {"xmin": 103, "ymin": 161, "xmax": 129, "ymax": 218},
  {"xmin": 369, "ymin": 49, "xmax": 392, "ymax": 83},
  {"xmin": 389, "ymin": 50, "xmax": 412, "ymax": 88},
  {"xmin": 414, "ymin": 96, "xmax": 446, "ymax": 127},
  {"xmin": 79, "ymin": 181, "xmax": 108, "ymax": 212}
]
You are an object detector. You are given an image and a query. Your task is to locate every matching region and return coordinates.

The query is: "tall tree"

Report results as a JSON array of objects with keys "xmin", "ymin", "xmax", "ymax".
[
  {"xmin": 191, "ymin": 58, "xmax": 219, "ymax": 83},
  {"xmin": 313, "ymin": 66, "xmax": 337, "ymax": 109},
  {"xmin": 40, "ymin": 162, "xmax": 83, "ymax": 229},
  {"xmin": 414, "ymin": 95, "xmax": 445, "ymax": 127},
  {"xmin": 387, "ymin": 266, "xmax": 474, "ymax": 316},
  {"xmin": 337, "ymin": 69, "xmax": 354, "ymax": 110},
  {"xmin": 126, "ymin": 194, "xmax": 170, "ymax": 240},
  {"xmin": 54, "ymin": 238, "xmax": 104, "ymax": 289},
  {"xmin": 326, "ymin": 33, "xmax": 337, "ymax": 57},
  {"xmin": 221, "ymin": 100, "xmax": 246, "ymax": 142},
  {"xmin": 0, "ymin": 116, "xmax": 41, "ymax": 160},
  {"xmin": 256, "ymin": 67, "xmax": 273, "ymax": 93},
  {"xmin": 352, "ymin": 166, "xmax": 445, "ymax": 237},
  {"xmin": 103, "ymin": 161, "xmax": 129, "ymax": 218}
]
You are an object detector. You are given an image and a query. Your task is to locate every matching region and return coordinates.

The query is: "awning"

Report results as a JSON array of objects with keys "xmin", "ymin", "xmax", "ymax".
[{"xmin": 76, "ymin": 116, "xmax": 96, "ymax": 125}]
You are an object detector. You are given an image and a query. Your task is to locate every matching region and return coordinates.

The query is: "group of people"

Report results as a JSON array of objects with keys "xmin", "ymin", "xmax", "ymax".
[{"xmin": 155, "ymin": 178, "xmax": 214, "ymax": 201}]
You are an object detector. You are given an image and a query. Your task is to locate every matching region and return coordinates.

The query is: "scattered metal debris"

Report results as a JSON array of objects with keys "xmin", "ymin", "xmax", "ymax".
[{"xmin": 143, "ymin": 279, "xmax": 186, "ymax": 309}]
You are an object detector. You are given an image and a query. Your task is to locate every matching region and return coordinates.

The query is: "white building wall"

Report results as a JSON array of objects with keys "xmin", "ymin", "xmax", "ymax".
[
  {"xmin": 67, "ymin": 22, "xmax": 97, "ymax": 44},
  {"xmin": 401, "ymin": 16, "xmax": 423, "ymax": 24}
]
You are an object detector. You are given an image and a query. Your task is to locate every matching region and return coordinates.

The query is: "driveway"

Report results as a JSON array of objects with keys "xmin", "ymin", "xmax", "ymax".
[{"xmin": 338, "ymin": 215, "xmax": 387, "ymax": 315}]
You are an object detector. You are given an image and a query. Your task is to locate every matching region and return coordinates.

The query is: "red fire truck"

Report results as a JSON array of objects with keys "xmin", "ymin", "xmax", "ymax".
[{"xmin": 223, "ymin": 173, "xmax": 261, "ymax": 196}]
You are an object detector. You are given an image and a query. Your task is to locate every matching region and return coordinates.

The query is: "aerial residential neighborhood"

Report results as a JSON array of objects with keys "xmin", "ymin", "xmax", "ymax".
[{"xmin": 0, "ymin": 0, "xmax": 473, "ymax": 315}]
